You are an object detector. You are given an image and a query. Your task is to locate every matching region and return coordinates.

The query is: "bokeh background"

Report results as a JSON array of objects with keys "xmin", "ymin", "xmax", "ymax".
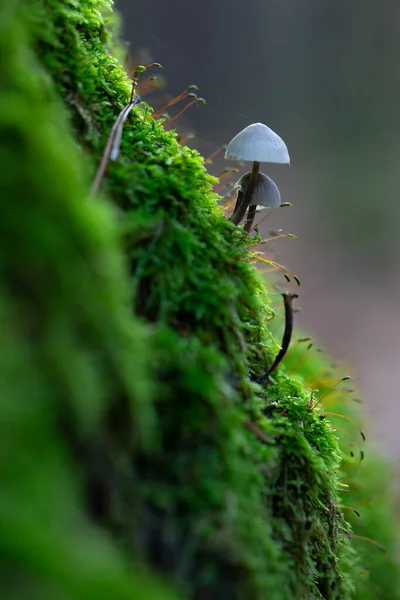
[{"xmin": 116, "ymin": 0, "xmax": 400, "ymax": 464}]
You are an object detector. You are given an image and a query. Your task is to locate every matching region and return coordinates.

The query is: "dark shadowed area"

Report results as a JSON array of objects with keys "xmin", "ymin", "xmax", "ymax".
[{"xmin": 116, "ymin": 0, "xmax": 400, "ymax": 462}]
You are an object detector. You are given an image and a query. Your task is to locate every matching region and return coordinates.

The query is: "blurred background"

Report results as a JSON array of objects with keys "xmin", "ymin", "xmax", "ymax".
[{"xmin": 116, "ymin": 0, "xmax": 400, "ymax": 464}]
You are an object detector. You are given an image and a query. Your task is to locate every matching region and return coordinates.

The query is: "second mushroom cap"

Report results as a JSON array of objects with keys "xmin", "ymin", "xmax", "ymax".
[{"xmin": 237, "ymin": 172, "xmax": 281, "ymax": 210}]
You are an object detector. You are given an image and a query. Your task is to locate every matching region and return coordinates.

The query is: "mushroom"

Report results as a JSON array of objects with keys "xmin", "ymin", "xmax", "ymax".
[
  {"xmin": 235, "ymin": 171, "xmax": 281, "ymax": 210},
  {"xmin": 240, "ymin": 172, "xmax": 282, "ymax": 233},
  {"xmin": 224, "ymin": 122, "xmax": 289, "ymax": 228},
  {"xmin": 223, "ymin": 171, "xmax": 281, "ymax": 231}
]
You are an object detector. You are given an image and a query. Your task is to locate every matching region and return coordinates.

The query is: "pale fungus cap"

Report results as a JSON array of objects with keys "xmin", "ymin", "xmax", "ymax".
[
  {"xmin": 237, "ymin": 172, "xmax": 281, "ymax": 209},
  {"xmin": 225, "ymin": 122, "xmax": 290, "ymax": 164}
]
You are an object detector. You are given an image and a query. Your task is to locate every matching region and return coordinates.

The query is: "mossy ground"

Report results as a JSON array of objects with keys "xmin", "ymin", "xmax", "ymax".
[{"xmin": 1, "ymin": 0, "xmax": 399, "ymax": 599}]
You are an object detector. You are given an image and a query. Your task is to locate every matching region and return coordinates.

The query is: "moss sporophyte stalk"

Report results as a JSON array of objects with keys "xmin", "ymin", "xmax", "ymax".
[{"xmin": 2, "ymin": 1, "xmax": 399, "ymax": 599}]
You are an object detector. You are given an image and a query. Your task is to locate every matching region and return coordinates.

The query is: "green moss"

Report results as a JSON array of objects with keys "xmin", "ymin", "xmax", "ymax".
[
  {"xmin": 344, "ymin": 457, "xmax": 400, "ymax": 599},
  {"xmin": 282, "ymin": 330, "xmax": 400, "ymax": 598},
  {"xmin": 2, "ymin": 0, "xmax": 399, "ymax": 599},
  {"xmin": 0, "ymin": 2, "xmax": 177, "ymax": 599}
]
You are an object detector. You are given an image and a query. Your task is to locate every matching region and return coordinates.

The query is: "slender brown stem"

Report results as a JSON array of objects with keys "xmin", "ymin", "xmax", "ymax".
[
  {"xmin": 205, "ymin": 146, "xmax": 223, "ymax": 164},
  {"xmin": 244, "ymin": 204, "xmax": 257, "ymax": 233},
  {"xmin": 166, "ymin": 99, "xmax": 197, "ymax": 124},
  {"xmin": 152, "ymin": 89, "xmax": 188, "ymax": 119},
  {"xmin": 257, "ymin": 292, "xmax": 298, "ymax": 385},
  {"xmin": 230, "ymin": 161, "xmax": 260, "ymax": 225}
]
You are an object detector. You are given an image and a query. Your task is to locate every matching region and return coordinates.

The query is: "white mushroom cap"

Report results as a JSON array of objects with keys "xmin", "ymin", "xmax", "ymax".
[
  {"xmin": 225, "ymin": 122, "xmax": 290, "ymax": 164},
  {"xmin": 237, "ymin": 172, "xmax": 281, "ymax": 209}
]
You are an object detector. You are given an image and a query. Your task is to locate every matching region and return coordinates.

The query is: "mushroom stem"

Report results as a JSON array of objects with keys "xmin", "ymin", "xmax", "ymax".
[
  {"xmin": 230, "ymin": 160, "xmax": 260, "ymax": 225},
  {"xmin": 232, "ymin": 189, "xmax": 244, "ymax": 214},
  {"xmin": 244, "ymin": 204, "xmax": 257, "ymax": 233}
]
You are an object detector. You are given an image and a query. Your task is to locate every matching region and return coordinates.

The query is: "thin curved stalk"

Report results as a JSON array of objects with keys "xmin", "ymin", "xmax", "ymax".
[{"xmin": 257, "ymin": 292, "xmax": 298, "ymax": 385}]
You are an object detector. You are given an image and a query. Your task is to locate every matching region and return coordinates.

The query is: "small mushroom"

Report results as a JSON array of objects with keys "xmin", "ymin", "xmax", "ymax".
[
  {"xmin": 239, "ymin": 172, "xmax": 282, "ymax": 233},
  {"xmin": 236, "ymin": 172, "xmax": 281, "ymax": 210},
  {"xmin": 223, "ymin": 171, "xmax": 281, "ymax": 231},
  {"xmin": 224, "ymin": 122, "xmax": 289, "ymax": 228}
]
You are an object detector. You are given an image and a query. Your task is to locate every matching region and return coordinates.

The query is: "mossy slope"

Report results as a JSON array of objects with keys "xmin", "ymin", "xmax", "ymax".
[{"xmin": 2, "ymin": 0, "xmax": 398, "ymax": 599}]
